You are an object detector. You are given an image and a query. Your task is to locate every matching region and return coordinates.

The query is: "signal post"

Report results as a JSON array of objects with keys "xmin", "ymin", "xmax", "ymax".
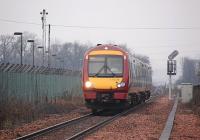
[{"xmin": 167, "ymin": 50, "xmax": 178, "ymax": 100}]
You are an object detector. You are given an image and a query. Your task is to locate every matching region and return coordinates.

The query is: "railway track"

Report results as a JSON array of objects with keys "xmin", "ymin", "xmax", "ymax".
[
  {"xmin": 15, "ymin": 95, "xmax": 159, "ymax": 140},
  {"xmin": 15, "ymin": 113, "xmax": 93, "ymax": 140}
]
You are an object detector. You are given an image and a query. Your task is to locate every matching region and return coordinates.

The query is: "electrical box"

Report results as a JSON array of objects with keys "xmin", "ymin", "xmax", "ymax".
[
  {"xmin": 181, "ymin": 83, "xmax": 193, "ymax": 103},
  {"xmin": 195, "ymin": 62, "xmax": 200, "ymax": 76}
]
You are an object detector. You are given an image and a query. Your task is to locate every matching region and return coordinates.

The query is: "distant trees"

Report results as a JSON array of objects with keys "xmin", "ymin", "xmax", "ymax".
[
  {"xmin": 0, "ymin": 32, "xmax": 41, "ymax": 65},
  {"xmin": 134, "ymin": 54, "xmax": 150, "ymax": 64},
  {"xmin": 0, "ymin": 32, "xmax": 91, "ymax": 70},
  {"xmin": 51, "ymin": 42, "xmax": 90, "ymax": 70},
  {"xmin": 0, "ymin": 32, "xmax": 151, "ymax": 70},
  {"xmin": 0, "ymin": 35, "xmax": 14, "ymax": 63},
  {"xmin": 118, "ymin": 44, "xmax": 150, "ymax": 64}
]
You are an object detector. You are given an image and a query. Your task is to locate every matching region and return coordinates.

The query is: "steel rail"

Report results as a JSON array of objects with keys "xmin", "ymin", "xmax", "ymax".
[
  {"xmin": 15, "ymin": 113, "xmax": 93, "ymax": 140},
  {"xmin": 66, "ymin": 95, "xmax": 160, "ymax": 140}
]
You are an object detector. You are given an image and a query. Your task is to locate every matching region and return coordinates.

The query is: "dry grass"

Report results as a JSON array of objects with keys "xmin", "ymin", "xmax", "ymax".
[{"xmin": 0, "ymin": 95, "xmax": 84, "ymax": 129}]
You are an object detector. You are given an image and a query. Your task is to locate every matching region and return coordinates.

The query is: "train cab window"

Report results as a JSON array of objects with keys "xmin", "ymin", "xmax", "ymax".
[
  {"xmin": 88, "ymin": 55, "xmax": 123, "ymax": 77},
  {"xmin": 107, "ymin": 56, "xmax": 123, "ymax": 74},
  {"xmin": 88, "ymin": 56, "xmax": 105, "ymax": 75}
]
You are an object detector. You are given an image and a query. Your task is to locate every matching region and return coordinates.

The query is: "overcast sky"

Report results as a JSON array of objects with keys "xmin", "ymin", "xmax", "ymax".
[{"xmin": 0, "ymin": 0, "xmax": 200, "ymax": 85}]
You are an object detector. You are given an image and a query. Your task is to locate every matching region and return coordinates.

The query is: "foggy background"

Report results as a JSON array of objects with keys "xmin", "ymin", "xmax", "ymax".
[{"xmin": 0, "ymin": 0, "xmax": 200, "ymax": 85}]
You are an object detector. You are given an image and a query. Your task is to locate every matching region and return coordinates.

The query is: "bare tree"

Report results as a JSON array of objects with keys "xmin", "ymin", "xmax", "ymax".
[
  {"xmin": 0, "ymin": 32, "xmax": 41, "ymax": 65},
  {"xmin": 0, "ymin": 32, "xmax": 151, "ymax": 70},
  {"xmin": 0, "ymin": 35, "xmax": 14, "ymax": 63},
  {"xmin": 135, "ymin": 54, "xmax": 150, "ymax": 64}
]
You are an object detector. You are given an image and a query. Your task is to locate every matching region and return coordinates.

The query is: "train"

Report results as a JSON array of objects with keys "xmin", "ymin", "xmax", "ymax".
[{"xmin": 82, "ymin": 44, "xmax": 152, "ymax": 112}]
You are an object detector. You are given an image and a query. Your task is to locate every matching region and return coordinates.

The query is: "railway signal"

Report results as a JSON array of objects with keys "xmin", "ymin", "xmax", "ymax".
[{"xmin": 167, "ymin": 50, "xmax": 179, "ymax": 100}]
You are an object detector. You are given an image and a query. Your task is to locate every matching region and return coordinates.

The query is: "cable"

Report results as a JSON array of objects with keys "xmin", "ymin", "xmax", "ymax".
[
  {"xmin": 51, "ymin": 24, "xmax": 200, "ymax": 30},
  {"xmin": 0, "ymin": 18, "xmax": 41, "ymax": 26},
  {"xmin": 1, "ymin": 18, "xmax": 200, "ymax": 30}
]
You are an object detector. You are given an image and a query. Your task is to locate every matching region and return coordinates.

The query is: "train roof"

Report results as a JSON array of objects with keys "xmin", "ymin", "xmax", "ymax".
[{"xmin": 85, "ymin": 44, "xmax": 127, "ymax": 54}]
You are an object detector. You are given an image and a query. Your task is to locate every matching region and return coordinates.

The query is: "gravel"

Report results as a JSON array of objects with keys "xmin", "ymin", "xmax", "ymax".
[
  {"xmin": 1, "ymin": 95, "xmax": 184, "ymax": 140},
  {"xmin": 85, "ymin": 96, "xmax": 173, "ymax": 140},
  {"xmin": 0, "ymin": 106, "xmax": 90, "ymax": 140},
  {"xmin": 36, "ymin": 114, "xmax": 112, "ymax": 140},
  {"xmin": 170, "ymin": 103, "xmax": 200, "ymax": 140}
]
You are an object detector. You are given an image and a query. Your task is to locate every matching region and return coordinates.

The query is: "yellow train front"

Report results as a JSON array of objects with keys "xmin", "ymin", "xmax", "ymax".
[{"xmin": 82, "ymin": 44, "xmax": 152, "ymax": 112}]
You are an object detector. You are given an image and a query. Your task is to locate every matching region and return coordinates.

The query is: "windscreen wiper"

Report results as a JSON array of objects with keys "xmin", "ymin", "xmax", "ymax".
[
  {"xmin": 106, "ymin": 65, "xmax": 117, "ymax": 77},
  {"xmin": 94, "ymin": 65, "xmax": 105, "ymax": 77}
]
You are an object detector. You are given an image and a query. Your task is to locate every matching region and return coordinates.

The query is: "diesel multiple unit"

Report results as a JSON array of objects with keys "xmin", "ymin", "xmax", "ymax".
[{"xmin": 82, "ymin": 44, "xmax": 152, "ymax": 112}]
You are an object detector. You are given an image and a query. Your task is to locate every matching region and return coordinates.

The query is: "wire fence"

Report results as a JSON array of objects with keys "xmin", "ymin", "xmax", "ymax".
[
  {"xmin": 0, "ymin": 63, "xmax": 82, "ymax": 103},
  {"xmin": 0, "ymin": 63, "xmax": 82, "ymax": 128}
]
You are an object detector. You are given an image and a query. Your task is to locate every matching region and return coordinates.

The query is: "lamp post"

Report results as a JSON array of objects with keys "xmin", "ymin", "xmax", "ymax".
[
  {"xmin": 27, "ymin": 40, "xmax": 35, "ymax": 66},
  {"xmin": 56, "ymin": 57, "xmax": 62, "ymax": 68},
  {"xmin": 52, "ymin": 54, "xmax": 57, "ymax": 67},
  {"xmin": 38, "ymin": 46, "xmax": 44, "ymax": 66},
  {"xmin": 14, "ymin": 32, "xmax": 23, "ymax": 65},
  {"xmin": 60, "ymin": 59, "xmax": 64, "ymax": 68}
]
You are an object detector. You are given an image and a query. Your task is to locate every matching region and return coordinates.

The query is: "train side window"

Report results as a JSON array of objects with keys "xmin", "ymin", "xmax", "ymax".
[
  {"xmin": 132, "ymin": 63, "xmax": 136, "ymax": 79},
  {"xmin": 129, "ymin": 62, "xmax": 132, "ymax": 80}
]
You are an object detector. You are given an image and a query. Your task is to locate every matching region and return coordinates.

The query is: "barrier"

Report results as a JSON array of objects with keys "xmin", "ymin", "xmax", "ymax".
[{"xmin": 0, "ymin": 63, "xmax": 83, "ymax": 128}]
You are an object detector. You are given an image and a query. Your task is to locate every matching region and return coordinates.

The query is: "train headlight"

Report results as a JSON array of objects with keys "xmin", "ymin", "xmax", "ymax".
[
  {"xmin": 117, "ymin": 82, "xmax": 126, "ymax": 88},
  {"xmin": 85, "ymin": 81, "xmax": 92, "ymax": 88}
]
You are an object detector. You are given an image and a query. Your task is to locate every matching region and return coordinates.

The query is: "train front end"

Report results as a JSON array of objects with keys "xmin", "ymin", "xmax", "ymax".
[{"xmin": 82, "ymin": 44, "xmax": 129, "ymax": 111}]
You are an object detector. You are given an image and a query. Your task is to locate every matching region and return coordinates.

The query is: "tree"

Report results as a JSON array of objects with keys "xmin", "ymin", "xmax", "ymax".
[
  {"xmin": 0, "ymin": 32, "xmax": 41, "ymax": 65},
  {"xmin": 118, "ymin": 44, "xmax": 150, "ymax": 64},
  {"xmin": 0, "ymin": 35, "xmax": 14, "ymax": 63},
  {"xmin": 134, "ymin": 54, "xmax": 150, "ymax": 64},
  {"xmin": 0, "ymin": 32, "xmax": 151, "ymax": 70}
]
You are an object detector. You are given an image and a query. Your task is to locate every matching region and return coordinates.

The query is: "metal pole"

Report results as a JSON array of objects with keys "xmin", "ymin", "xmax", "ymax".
[
  {"xmin": 20, "ymin": 34, "xmax": 23, "ymax": 65},
  {"xmin": 42, "ymin": 47, "xmax": 44, "ymax": 66},
  {"xmin": 41, "ymin": 10, "xmax": 44, "ymax": 58},
  {"xmin": 40, "ymin": 9, "xmax": 48, "ymax": 66},
  {"xmin": 48, "ymin": 24, "xmax": 51, "ymax": 67},
  {"xmin": 169, "ymin": 75, "xmax": 172, "ymax": 100},
  {"xmin": 43, "ymin": 9, "xmax": 47, "ymax": 51},
  {"xmin": 33, "ymin": 42, "xmax": 35, "ymax": 66}
]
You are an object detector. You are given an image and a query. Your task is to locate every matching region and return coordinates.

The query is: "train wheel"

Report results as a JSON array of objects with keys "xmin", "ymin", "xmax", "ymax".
[
  {"xmin": 148, "ymin": 91, "xmax": 151, "ymax": 99},
  {"xmin": 128, "ymin": 94, "xmax": 134, "ymax": 106},
  {"xmin": 92, "ymin": 109, "xmax": 97, "ymax": 114},
  {"xmin": 130, "ymin": 97, "xmax": 134, "ymax": 106},
  {"xmin": 142, "ymin": 93, "xmax": 146, "ymax": 102},
  {"xmin": 131, "ymin": 94, "xmax": 138, "ymax": 105},
  {"xmin": 137, "ymin": 94, "xmax": 142, "ymax": 104}
]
